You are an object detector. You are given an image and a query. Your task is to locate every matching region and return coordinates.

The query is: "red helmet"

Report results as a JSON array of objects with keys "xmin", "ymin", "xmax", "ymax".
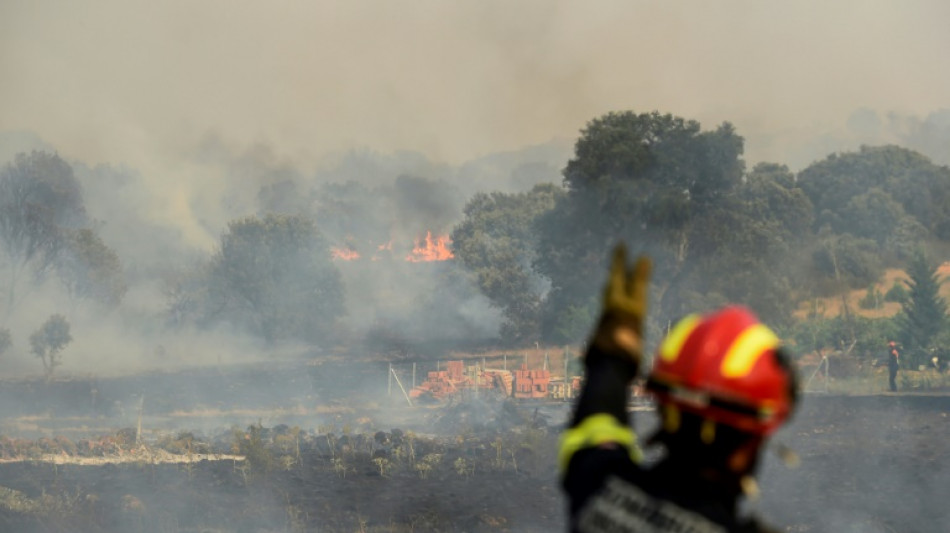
[{"xmin": 646, "ymin": 306, "xmax": 796, "ymax": 436}]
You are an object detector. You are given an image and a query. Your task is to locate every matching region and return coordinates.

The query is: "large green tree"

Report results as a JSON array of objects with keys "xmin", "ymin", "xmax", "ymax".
[
  {"xmin": 205, "ymin": 214, "xmax": 345, "ymax": 344},
  {"xmin": 535, "ymin": 111, "xmax": 748, "ymax": 341},
  {"xmin": 897, "ymin": 251, "xmax": 948, "ymax": 367},
  {"xmin": 451, "ymin": 183, "xmax": 563, "ymax": 343},
  {"xmin": 676, "ymin": 163, "xmax": 814, "ymax": 325}
]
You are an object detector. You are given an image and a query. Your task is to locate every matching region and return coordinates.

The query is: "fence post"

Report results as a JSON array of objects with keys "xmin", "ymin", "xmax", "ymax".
[
  {"xmin": 564, "ymin": 355, "xmax": 569, "ymax": 401},
  {"xmin": 390, "ymin": 366, "xmax": 413, "ymax": 406}
]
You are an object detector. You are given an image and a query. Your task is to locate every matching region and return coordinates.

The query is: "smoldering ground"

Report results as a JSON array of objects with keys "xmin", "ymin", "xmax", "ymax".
[
  {"xmin": 1, "ymin": 385, "xmax": 948, "ymax": 532},
  {"xmin": 756, "ymin": 395, "xmax": 950, "ymax": 533}
]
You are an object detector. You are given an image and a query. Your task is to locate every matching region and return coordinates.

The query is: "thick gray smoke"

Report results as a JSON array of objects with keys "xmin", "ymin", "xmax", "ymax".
[{"xmin": 0, "ymin": 131, "xmax": 570, "ymax": 378}]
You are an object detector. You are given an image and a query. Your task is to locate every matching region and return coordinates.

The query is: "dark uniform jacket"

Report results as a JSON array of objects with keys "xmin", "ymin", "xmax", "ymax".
[
  {"xmin": 560, "ymin": 352, "xmax": 780, "ymax": 533},
  {"xmin": 888, "ymin": 347, "xmax": 900, "ymax": 370}
]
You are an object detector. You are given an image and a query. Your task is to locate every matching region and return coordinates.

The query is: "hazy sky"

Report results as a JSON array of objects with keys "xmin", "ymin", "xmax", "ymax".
[
  {"xmin": 1, "ymin": 0, "xmax": 949, "ymax": 374},
  {"xmin": 2, "ymin": 0, "xmax": 949, "ymax": 172}
]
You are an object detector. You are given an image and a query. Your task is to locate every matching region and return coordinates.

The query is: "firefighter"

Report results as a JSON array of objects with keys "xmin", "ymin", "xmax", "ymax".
[
  {"xmin": 560, "ymin": 244, "xmax": 798, "ymax": 533},
  {"xmin": 887, "ymin": 341, "xmax": 900, "ymax": 392}
]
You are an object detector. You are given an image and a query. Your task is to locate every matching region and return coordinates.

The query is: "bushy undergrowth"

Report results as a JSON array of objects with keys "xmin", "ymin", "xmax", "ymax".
[
  {"xmin": 0, "ymin": 409, "xmax": 559, "ymax": 533},
  {"xmin": 0, "ymin": 395, "xmax": 560, "ymax": 479}
]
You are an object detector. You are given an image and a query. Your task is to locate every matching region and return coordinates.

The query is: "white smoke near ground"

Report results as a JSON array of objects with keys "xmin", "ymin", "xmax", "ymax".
[
  {"xmin": 0, "ymin": 268, "xmax": 280, "ymax": 378},
  {"xmin": 0, "ymin": 130, "xmax": 562, "ymax": 379}
]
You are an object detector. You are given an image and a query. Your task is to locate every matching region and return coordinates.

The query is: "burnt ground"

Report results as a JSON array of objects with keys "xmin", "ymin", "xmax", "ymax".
[
  {"xmin": 0, "ymin": 366, "xmax": 948, "ymax": 532},
  {"xmin": 759, "ymin": 394, "xmax": 950, "ymax": 533},
  {"xmin": 0, "ymin": 401, "xmax": 566, "ymax": 533}
]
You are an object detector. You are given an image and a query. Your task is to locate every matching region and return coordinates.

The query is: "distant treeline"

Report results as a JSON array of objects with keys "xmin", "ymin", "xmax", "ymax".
[{"xmin": 3, "ymin": 110, "xmax": 950, "ymax": 363}]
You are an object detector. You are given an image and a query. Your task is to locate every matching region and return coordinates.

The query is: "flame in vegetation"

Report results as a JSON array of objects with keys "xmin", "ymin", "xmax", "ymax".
[
  {"xmin": 372, "ymin": 241, "xmax": 393, "ymax": 261},
  {"xmin": 331, "ymin": 247, "xmax": 360, "ymax": 261},
  {"xmin": 406, "ymin": 232, "xmax": 454, "ymax": 262}
]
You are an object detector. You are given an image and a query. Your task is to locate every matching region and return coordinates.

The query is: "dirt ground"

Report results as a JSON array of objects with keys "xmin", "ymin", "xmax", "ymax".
[
  {"xmin": 793, "ymin": 262, "xmax": 950, "ymax": 320},
  {"xmin": 758, "ymin": 394, "xmax": 950, "ymax": 533},
  {"xmin": 0, "ymin": 368, "xmax": 949, "ymax": 532}
]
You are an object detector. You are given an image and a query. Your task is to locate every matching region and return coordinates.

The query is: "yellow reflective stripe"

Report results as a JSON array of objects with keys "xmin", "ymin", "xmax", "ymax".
[
  {"xmin": 659, "ymin": 314, "xmax": 701, "ymax": 363},
  {"xmin": 558, "ymin": 413, "xmax": 640, "ymax": 474},
  {"xmin": 720, "ymin": 324, "xmax": 779, "ymax": 378}
]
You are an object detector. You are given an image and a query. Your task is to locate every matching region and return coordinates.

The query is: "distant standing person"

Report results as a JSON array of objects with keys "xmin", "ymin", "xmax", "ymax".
[{"xmin": 887, "ymin": 341, "xmax": 901, "ymax": 392}]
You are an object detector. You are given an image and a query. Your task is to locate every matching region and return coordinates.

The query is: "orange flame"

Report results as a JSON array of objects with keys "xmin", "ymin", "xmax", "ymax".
[
  {"xmin": 331, "ymin": 247, "xmax": 360, "ymax": 261},
  {"xmin": 370, "ymin": 240, "xmax": 393, "ymax": 261},
  {"xmin": 406, "ymin": 232, "xmax": 454, "ymax": 262}
]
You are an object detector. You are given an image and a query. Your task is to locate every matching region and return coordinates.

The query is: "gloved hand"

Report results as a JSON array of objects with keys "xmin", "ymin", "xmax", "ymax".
[{"xmin": 589, "ymin": 243, "xmax": 652, "ymax": 375}]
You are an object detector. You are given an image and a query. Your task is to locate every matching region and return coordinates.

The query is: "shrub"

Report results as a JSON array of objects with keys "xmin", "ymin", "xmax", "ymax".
[
  {"xmin": 859, "ymin": 284, "xmax": 883, "ymax": 309},
  {"xmin": 238, "ymin": 423, "xmax": 274, "ymax": 475},
  {"xmin": 885, "ymin": 281, "xmax": 909, "ymax": 303}
]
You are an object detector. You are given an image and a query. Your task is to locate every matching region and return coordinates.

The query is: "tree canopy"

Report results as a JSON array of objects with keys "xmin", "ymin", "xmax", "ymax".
[
  {"xmin": 533, "ymin": 111, "xmax": 789, "ymax": 341},
  {"xmin": 205, "ymin": 214, "xmax": 345, "ymax": 344},
  {"xmin": 0, "ymin": 151, "xmax": 124, "ymax": 314},
  {"xmin": 451, "ymin": 183, "xmax": 564, "ymax": 344},
  {"xmin": 30, "ymin": 314, "xmax": 71, "ymax": 381},
  {"xmin": 58, "ymin": 228, "xmax": 127, "ymax": 308},
  {"xmin": 8, "ymin": 112, "xmax": 950, "ymax": 365},
  {"xmin": 448, "ymin": 111, "xmax": 950, "ymax": 348},
  {"xmin": 896, "ymin": 251, "xmax": 948, "ymax": 367},
  {"xmin": 797, "ymin": 145, "xmax": 950, "ymax": 246}
]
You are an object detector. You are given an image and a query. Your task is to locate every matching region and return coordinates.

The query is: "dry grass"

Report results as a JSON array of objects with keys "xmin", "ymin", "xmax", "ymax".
[
  {"xmin": 0, "ymin": 446, "xmax": 244, "ymax": 466},
  {"xmin": 794, "ymin": 263, "xmax": 950, "ymax": 320}
]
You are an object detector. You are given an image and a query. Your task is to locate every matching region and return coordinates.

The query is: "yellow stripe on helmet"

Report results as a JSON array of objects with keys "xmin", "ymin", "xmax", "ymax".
[
  {"xmin": 658, "ymin": 314, "xmax": 702, "ymax": 363},
  {"xmin": 720, "ymin": 324, "xmax": 780, "ymax": 378},
  {"xmin": 558, "ymin": 413, "xmax": 640, "ymax": 474}
]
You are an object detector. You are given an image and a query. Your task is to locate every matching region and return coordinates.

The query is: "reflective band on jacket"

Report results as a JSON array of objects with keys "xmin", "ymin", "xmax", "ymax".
[{"xmin": 559, "ymin": 413, "xmax": 640, "ymax": 474}]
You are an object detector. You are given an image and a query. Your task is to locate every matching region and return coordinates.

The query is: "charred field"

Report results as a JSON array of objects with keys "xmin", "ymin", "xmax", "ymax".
[{"xmin": 0, "ymin": 362, "xmax": 948, "ymax": 533}]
